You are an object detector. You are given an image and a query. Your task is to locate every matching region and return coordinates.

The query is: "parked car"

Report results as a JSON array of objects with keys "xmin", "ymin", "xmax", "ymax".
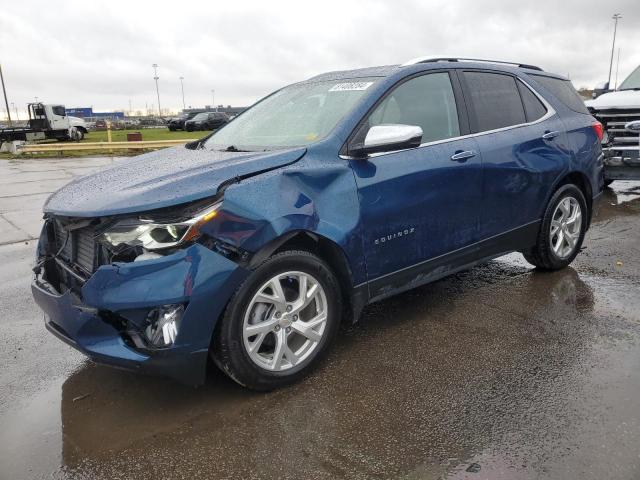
[
  {"xmin": 138, "ymin": 117, "xmax": 165, "ymax": 127},
  {"xmin": 32, "ymin": 56, "xmax": 603, "ymax": 390},
  {"xmin": 167, "ymin": 112, "xmax": 199, "ymax": 131},
  {"xmin": 184, "ymin": 111, "xmax": 229, "ymax": 131},
  {"xmin": 586, "ymin": 64, "xmax": 640, "ymax": 184}
]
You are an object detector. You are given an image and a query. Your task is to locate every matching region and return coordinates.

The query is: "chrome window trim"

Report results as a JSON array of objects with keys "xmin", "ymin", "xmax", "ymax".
[{"xmin": 340, "ymin": 76, "xmax": 556, "ymax": 160}]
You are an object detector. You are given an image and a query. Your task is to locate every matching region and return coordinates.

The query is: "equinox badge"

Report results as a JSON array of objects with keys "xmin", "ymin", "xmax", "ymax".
[{"xmin": 374, "ymin": 227, "xmax": 416, "ymax": 245}]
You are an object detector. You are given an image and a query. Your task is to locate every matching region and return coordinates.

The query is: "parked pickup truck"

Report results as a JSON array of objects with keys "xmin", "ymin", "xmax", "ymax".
[
  {"xmin": 0, "ymin": 103, "xmax": 88, "ymax": 147},
  {"xmin": 586, "ymin": 65, "xmax": 640, "ymax": 183}
]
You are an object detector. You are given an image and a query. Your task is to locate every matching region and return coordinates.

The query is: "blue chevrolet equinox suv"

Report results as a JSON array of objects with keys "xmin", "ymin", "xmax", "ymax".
[{"xmin": 32, "ymin": 57, "xmax": 604, "ymax": 390}]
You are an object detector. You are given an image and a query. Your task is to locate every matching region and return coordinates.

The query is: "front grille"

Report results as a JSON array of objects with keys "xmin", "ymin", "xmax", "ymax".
[
  {"xmin": 52, "ymin": 220, "xmax": 97, "ymax": 273},
  {"xmin": 593, "ymin": 108, "xmax": 640, "ymax": 147}
]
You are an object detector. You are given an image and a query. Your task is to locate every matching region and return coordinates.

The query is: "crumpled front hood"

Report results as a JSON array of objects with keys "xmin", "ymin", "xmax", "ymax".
[
  {"xmin": 44, "ymin": 146, "xmax": 306, "ymax": 217},
  {"xmin": 586, "ymin": 90, "xmax": 640, "ymax": 109}
]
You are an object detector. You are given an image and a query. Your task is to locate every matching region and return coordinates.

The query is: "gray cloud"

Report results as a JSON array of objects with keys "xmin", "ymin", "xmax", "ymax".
[{"xmin": 0, "ymin": 0, "xmax": 638, "ymax": 116}]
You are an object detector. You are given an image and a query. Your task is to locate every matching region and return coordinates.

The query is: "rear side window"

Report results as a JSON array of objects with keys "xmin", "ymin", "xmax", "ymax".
[
  {"xmin": 463, "ymin": 72, "xmax": 526, "ymax": 132},
  {"xmin": 517, "ymin": 80, "xmax": 547, "ymax": 121},
  {"xmin": 367, "ymin": 72, "xmax": 460, "ymax": 143},
  {"xmin": 529, "ymin": 75, "xmax": 590, "ymax": 114}
]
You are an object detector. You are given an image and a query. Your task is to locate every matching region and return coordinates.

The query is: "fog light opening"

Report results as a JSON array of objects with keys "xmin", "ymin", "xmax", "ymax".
[{"xmin": 145, "ymin": 304, "xmax": 184, "ymax": 347}]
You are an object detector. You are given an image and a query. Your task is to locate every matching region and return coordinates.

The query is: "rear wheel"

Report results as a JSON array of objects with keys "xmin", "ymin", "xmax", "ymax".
[
  {"xmin": 212, "ymin": 250, "xmax": 342, "ymax": 390},
  {"xmin": 523, "ymin": 184, "xmax": 587, "ymax": 270}
]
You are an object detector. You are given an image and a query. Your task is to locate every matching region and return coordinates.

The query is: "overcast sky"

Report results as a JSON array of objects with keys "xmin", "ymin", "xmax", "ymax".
[{"xmin": 1, "ymin": 0, "xmax": 638, "ymax": 116}]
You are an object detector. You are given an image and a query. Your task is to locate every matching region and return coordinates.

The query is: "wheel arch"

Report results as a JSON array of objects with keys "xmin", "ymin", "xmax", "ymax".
[
  {"xmin": 549, "ymin": 171, "xmax": 593, "ymax": 227},
  {"xmin": 248, "ymin": 230, "xmax": 366, "ymax": 323}
]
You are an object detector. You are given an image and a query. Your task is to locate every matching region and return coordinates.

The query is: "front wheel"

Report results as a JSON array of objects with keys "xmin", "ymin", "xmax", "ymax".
[
  {"xmin": 523, "ymin": 184, "xmax": 587, "ymax": 270},
  {"xmin": 212, "ymin": 250, "xmax": 342, "ymax": 390}
]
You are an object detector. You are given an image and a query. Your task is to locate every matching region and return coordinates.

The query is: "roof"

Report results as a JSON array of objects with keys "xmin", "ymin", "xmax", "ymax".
[
  {"xmin": 301, "ymin": 57, "xmax": 568, "ymax": 84},
  {"xmin": 303, "ymin": 65, "xmax": 399, "ymax": 82}
]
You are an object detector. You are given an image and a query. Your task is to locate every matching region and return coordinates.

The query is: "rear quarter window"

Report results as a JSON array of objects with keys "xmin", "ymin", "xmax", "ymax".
[
  {"xmin": 517, "ymin": 80, "xmax": 547, "ymax": 122},
  {"xmin": 529, "ymin": 75, "xmax": 590, "ymax": 115}
]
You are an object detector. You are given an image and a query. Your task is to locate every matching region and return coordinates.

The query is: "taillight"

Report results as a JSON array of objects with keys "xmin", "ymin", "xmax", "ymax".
[{"xmin": 592, "ymin": 122, "xmax": 604, "ymax": 142}]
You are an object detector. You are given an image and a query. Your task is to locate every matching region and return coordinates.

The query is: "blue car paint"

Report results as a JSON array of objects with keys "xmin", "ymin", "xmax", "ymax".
[
  {"xmin": 522, "ymin": 72, "xmax": 604, "ymax": 201},
  {"xmin": 43, "ymin": 146, "xmax": 307, "ymax": 216},
  {"xmin": 474, "ymin": 116, "xmax": 574, "ymax": 238},
  {"xmin": 33, "ymin": 61, "xmax": 603, "ymax": 385},
  {"xmin": 349, "ymin": 136, "xmax": 484, "ymax": 280},
  {"xmin": 32, "ymin": 241, "xmax": 249, "ymax": 385},
  {"xmin": 205, "ymin": 149, "xmax": 366, "ymax": 282}
]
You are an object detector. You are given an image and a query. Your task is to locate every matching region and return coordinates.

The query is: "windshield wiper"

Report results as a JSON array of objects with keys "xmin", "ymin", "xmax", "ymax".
[
  {"xmin": 618, "ymin": 87, "xmax": 640, "ymax": 91},
  {"xmin": 223, "ymin": 145, "xmax": 252, "ymax": 152}
]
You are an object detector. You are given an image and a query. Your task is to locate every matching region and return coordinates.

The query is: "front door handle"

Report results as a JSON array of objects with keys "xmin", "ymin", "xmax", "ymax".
[
  {"xmin": 450, "ymin": 150, "xmax": 476, "ymax": 162},
  {"xmin": 542, "ymin": 130, "xmax": 560, "ymax": 140}
]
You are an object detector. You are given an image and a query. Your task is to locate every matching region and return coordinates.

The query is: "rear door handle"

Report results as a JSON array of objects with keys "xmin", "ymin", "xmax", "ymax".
[
  {"xmin": 542, "ymin": 131, "xmax": 560, "ymax": 140},
  {"xmin": 450, "ymin": 150, "xmax": 476, "ymax": 162}
]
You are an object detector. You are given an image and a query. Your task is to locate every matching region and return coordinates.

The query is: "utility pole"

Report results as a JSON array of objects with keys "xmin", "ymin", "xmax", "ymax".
[
  {"xmin": 0, "ymin": 63, "xmax": 12, "ymax": 126},
  {"xmin": 608, "ymin": 13, "xmax": 622, "ymax": 89},
  {"xmin": 179, "ymin": 77, "xmax": 186, "ymax": 110},
  {"xmin": 152, "ymin": 64, "xmax": 162, "ymax": 117},
  {"xmin": 614, "ymin": 48, "xmax": 621, "ymax": 89}
]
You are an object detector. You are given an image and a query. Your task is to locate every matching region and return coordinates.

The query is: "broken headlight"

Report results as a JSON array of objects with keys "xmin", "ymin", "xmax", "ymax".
[{"xmin": 101, "ymin": 202, "xmax": 221, "ymax": 251}]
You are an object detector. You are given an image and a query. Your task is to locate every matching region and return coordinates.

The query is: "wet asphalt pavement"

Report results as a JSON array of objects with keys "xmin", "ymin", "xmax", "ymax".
[{"xmin": 0, "ymin": 157, "xmax": 639, "ymax": 479}]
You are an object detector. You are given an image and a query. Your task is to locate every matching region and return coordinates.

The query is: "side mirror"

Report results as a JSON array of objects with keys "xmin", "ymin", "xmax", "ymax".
[
  {"xmin": 351, "ymin": 124, "xmax": 423, "ymax": 157},
  {"xmin": 592, "ymin": 81, "xmax": 611, "ymax": 99}
]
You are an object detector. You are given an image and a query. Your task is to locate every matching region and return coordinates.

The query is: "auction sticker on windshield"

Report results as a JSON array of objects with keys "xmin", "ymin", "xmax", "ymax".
[{"xmin": 329, "ymin": 81, "xmax": 374, "ymax": 92}]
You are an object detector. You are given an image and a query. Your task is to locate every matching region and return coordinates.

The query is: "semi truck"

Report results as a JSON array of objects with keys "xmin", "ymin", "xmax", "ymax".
[
  {"xmin": 586, "ymin": 65, "xmax": 640, "ymax": 183},
  {"xmin": 0, "ymin": 103, "xmax": 88, "ymax": 147}
]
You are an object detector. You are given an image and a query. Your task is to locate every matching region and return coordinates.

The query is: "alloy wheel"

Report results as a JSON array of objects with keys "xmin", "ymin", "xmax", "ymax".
[
  {"xmin": 242, "ymin": 271, "xmax": 328, "ymax": 372},
  {"xmin": 550, "ymin": 196, "xmax": 582, "ymax": 259}
]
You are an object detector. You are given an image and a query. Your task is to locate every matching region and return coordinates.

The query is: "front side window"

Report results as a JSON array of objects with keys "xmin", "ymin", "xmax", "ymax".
[
  {"xmin": 204, "ymin": 78, "xmax": 379, "ymax": 150},
  {"xmin": 52, "ymin": 106, "xmax": 66, "ymax": 116},
  {"xmin": 366, "ymin": 72, "xmax": 460, "ymax": 143},
  {"xmin": 464, "ymin": 72, "xmax": 526, "ymax": 132}
]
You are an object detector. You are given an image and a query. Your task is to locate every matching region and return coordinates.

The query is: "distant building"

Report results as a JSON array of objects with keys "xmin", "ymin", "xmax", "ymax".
[
  {"xmin": 183, "ymin": 105, "xmax": 247, "ymax": 116},
  {"xmin": 65, "ymin": 108, "xmax": 125, "ymax": 120}
]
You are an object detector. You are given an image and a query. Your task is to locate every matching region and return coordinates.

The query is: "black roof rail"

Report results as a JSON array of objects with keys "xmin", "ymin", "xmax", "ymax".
[{"xmin": 402, "ymin": 56, "xmax": 544, "ymax": 72}]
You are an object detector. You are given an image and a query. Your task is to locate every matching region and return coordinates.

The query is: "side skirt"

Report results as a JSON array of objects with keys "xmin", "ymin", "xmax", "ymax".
[{"xmin": 361, "ymin": 220, "xmax": 540, "ymax": 304}]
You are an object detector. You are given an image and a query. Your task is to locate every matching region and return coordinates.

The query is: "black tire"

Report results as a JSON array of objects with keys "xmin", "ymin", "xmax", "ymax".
[
  {"xmin": 168, "ymin": 126, "xmax": 176, "ymax": 132},
  {"xmin": 523, "ymin": 184, "xmax": 588, "ymax": 270},
  {"xmin": 212, "ymin": 250, "xmax": 342, "ymax": 391}
]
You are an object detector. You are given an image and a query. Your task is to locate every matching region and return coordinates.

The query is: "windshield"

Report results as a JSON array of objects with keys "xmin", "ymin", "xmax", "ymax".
[
  {"xmin": 192, "ymin": 113, "xmax": 209, "ymax": 121},
  {"xmin": 619, "ymin": 65, "xmax": 640, "ymax": 90},
  {"xmin": 204, "ymin": 78, "xmax": 379, "ymax": 150}
]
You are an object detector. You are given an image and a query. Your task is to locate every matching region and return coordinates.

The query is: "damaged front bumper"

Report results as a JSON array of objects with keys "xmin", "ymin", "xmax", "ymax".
[{"xmin": 32, "ymin": 242, "xmax": 249, "ymax": 386}]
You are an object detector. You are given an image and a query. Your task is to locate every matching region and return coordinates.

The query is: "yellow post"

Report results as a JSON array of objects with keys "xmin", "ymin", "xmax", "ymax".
[{"xmin": 106, "ymin": 120, "xmax": 112, "ymax": 154}]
